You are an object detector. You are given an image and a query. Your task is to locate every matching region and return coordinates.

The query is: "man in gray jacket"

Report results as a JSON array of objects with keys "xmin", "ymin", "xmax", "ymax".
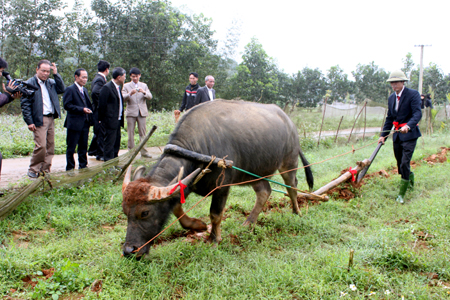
[
  {"xmin": 122, "ymin": 67, "xmax": 152, "ymax": 158},
  {"xmin": 21, "ymin": 60, "xmax": 65, "ymax": 178}
]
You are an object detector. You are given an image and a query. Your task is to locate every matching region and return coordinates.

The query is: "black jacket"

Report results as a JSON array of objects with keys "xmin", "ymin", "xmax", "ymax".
[
  {"xmin": 0, "ymin": 92, "xmax": 13, "ymax": 108},
  {"xmin": 91, "ymin": 73, "xmax": 107, "ymax": 112},
  {"xmin": 179, "ymin": 83, "xmax": 199, "ymax": 111},
  {"xmin": 196, "ymin": 86, "xmax": 216, "ymax": 104},
  {"xmin": 63, "ymin": 84, "xmax": 94, "ymax": 130},
  {"xmin": 98, "ymin": 81, "xmax": 124, "ymax": 129},
  {"xmin": 21, "ymin": 74, "xmax": 65, "ymax": 127},
  {"xmin": 381, "ymin": 87, "xmax": 422, "ymax": 142}
]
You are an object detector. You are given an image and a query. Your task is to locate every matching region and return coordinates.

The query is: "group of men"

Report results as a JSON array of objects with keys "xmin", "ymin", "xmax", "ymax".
[
  {"xmin": 0, "ymin": 58, "xmax": 155, "ymax": 178},
  {"xmin": 1, "ymin": 56, "xmax": 421, "ymax": 205},
  {"xmin": 0, "ymin": 56, "xmax": 218, "ymax": 180},
  {"xmin": 174, "ymin": 72, "xmax": 216, "ymax": 119}
]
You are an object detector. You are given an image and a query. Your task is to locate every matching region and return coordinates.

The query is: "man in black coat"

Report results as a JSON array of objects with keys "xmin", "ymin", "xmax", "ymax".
[
  {"xmin": 98, "ymin": 67, "xmax": 126, "ymax": 161},
  {"xmin": 21, "ymin": 60, "xmax": 65, "ymax": 178},
  {"xmin": 88, "ymin": 60, "xmax": 110, "ymax": 161},
  {"xmin": 379, "ymin": 70, "xmax": 422, "ymax": 204},
  {"xmin": 196, "ymin": 75, "xmax": 216, "ymax": 104},
  {"xmin": 63, "ymin": 68, "xmax": 93, "ymax": 171}
]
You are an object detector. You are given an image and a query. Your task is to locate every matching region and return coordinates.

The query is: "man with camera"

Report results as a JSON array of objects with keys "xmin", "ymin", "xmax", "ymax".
[
  {"xmin": 21, "ymin": 60, "xmax": 65, "ymax": 178},
  {"xmin": 121, "ymin": 67, "xmax": 152, "ymax": 158},
  {"xmin": 0, "ymin": 57, "xmax": 23, "ymax": 180}
]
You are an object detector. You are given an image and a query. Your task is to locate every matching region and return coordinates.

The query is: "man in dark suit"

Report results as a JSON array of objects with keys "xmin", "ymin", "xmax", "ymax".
[
  {"xmin": 63, "ymin": 68, "xmax": 94, "ymax": 171},
  {"xmin": 98, "ymin": 67, "xmax": 126, "ymax": 161},
  {"xmin": 379, "ymin": 70, "xmax": 422, "ymax": 204},
  {"xmin": 197, "ymin": 75, "xmax": 216, "ymax": 104},
  {"xmin": 88, "ymin": 60, "xmax": 110, "ymax": 161}
]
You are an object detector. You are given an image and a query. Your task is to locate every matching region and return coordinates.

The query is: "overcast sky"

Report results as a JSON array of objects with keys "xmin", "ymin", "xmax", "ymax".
[{"xmin": 170, "ymin": 0, "xmax": 448, "ymax": 77}]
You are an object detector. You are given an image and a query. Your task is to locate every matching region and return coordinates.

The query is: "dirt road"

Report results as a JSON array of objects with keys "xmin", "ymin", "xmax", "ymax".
[{"xmin": 0, "ymin": 147, "xmax": 163, "ymax": 189}]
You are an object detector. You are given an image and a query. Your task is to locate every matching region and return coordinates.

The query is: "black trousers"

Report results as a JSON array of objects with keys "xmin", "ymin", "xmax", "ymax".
[
  {"xmin": 104, "ymin": 124, "xmax": 121, "ymax": 162},
  {"xmin": 88, "ymin": 111, "xmax": 105, "ymax": 157},
  {"xmin": 393, "ymin": 138, "xmax": 417, "ymax": 180},
  {"xmin": 66, "ymin": 121, "xmax": 90, "ymax": 171}
]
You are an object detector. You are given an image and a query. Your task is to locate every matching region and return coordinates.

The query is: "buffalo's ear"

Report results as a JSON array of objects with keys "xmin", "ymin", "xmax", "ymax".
[{"xmin": 132, "ymin": 166, "xmax": 147, "ymax": 181}]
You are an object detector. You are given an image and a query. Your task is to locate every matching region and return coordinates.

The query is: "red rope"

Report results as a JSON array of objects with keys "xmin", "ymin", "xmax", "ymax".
[
  {"xmin": 169, "ymin": 181, "xmax": 187, "ymax": 204},
  {"xmin": 348, "ymin": 167, "xmax": 357, "ymax": 182}
]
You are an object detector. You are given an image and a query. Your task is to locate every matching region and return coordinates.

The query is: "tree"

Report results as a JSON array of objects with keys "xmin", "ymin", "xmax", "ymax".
[
  {"xmin": 3, "ymin": 0, "xmax": 65, "ymax": 78},
  {"xmin": 326, "ymin": 65, "xmax": 351, "ymax": 102},
  {"xmin": 298, "ymin": 67, "xmax": 327, "ymax": 108},
  {"xmin": 352, "ymin": 62, "xmax": 390, "ymax": 103},
  {"xmin": 410, "ymin": 63, "xmax": 446, "ymax": 104},
  {"xmin": 401, "ymin": 52, "xmax": 415, "ymax": 79},
  {"xmin": 225, "ymin": 38, "xmax": 278, "ymax": 103},
  {"xmin": 91, "ymin": 0, "xmax": 219, "ymax": 110}
]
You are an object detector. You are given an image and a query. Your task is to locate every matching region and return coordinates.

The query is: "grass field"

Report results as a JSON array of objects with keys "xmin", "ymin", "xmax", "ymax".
[{"xmin": 1, "ymin": 124, "xmax": 449, "ymax": 299}]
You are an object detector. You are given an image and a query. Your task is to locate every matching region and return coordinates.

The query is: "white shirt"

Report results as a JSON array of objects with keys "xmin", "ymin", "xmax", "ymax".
[
  {"xmin": 37, "ymin": 77, "xmax": 53, "ymax": 115},
  {"xmin": 98, "ymin": 72, "xmax": 107, "ymax": 80},
  {"xmin": 395, "ymin": 86, "xmax": 405, "ymax": 111},
  {"xmin": 74, "ymin": 82, "xmax": 85, "ymax": 97},
  {"xmin": 112, "ymin": 80, "xmax": 123, "ymax": 120},
  {"xmin": 207, "ymin": 87, "xmax": 214, "ymax": 101}
]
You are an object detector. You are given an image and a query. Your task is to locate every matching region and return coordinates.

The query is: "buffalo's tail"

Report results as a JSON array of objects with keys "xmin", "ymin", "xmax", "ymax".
[{"xmin": 299, "ymin": 150, "xmax": 314, "ymax": 191}]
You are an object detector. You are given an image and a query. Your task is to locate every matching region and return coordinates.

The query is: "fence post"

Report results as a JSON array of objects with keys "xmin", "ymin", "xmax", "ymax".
[
  {"xmin": 317, "ymin": 97, "xmax": 328, "ymax": 147},
  {"xmin": 334, "ymin": 116, "xmax": 344, "ymax": 143},
  {"xmin": 347, "ymin": 101, "xmax": 367, "ymax": 144}
]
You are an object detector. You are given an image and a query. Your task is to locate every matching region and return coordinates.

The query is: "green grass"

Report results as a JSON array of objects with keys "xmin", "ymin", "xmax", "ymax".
[
  {"xmin": 1, "ymin": 130, "xmax": 449, "ymax": 299},
  {"xmin": 0, "ymin": 110, "xmax": 177, "ymax": 159}
]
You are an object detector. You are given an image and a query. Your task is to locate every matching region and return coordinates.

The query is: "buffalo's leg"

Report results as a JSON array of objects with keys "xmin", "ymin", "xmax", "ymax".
[
  {"xmin": 279, "ymin": 168, "xmax": 300, "ymax": 214},
  {"xmin": 208, "ymin": 187, "xmax": 230, "ymax": 243},
  {"xmin": 243, "ymin": 180, "xmax": 271, "ymax": 226},
  {"xmin": 173, "ymin": 202, "xmax": 207, "ymax": 231}
]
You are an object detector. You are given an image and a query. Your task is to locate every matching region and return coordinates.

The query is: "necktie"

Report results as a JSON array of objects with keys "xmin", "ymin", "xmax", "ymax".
[{"xmin": 395, "ymin": 95, "xmax": 400, "ymax": 111}]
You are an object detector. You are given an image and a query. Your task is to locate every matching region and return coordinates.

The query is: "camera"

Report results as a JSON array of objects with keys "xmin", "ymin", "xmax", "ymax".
[{"xmin": 2, "ymin": 71, "xmax": 39, "ymax": 97}]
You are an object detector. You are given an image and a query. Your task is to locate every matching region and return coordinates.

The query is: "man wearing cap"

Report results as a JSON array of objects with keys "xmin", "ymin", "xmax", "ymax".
[
  {"xmin": 378, "ymin": 70, "xmax": 422, "ymax": 204},
  {"xmin": 122, "ymin": 67, "xmax": 152, "ymax": 158}
]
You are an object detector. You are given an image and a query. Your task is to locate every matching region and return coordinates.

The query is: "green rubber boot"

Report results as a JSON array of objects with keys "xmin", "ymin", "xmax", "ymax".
[
  {"xmin": 409, "ymin": 172, "xmax": 414, "ymax": 189},
  {"xmin": 396, "ymin": 179, "xmax": 410, "ymax": 204}
]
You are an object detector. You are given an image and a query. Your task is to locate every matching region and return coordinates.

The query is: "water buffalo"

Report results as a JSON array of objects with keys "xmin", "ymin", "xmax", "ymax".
[{"xmin": 122, "ymin": 100, "xmax": 313, "ymax": 257}]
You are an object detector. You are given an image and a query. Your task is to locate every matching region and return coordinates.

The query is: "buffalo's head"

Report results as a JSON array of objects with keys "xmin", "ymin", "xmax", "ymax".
[{"xmin": 121, "ymin": 166, "xmax": 200, "ymax": 258}]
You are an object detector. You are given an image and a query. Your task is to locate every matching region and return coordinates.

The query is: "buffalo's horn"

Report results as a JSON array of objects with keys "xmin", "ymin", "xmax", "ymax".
[
  {"xmin": 147, "ymin": 168, "xmax": 202, "ymax": 202},
  {"xmin": 177, "ymin": 167, "xmax": 184, "ymax": 182},
  {"xmin": 132, "ymin": 165, "xmax": 146, "ymax": 181},
  {"xmin": 122, "ymin": 165, "xmax": 132, "ymax": 194}
]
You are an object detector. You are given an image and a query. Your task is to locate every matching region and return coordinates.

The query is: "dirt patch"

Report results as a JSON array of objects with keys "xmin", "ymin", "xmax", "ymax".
[
  {"xmin": 425, "ymin": 147, "xmax": 450, "ymax": 164},
  {"xmin": 153, "ymin": 224, "xmax": 212, "ymax": 246},
  {"xmin": 90, "ymin": 279, "xmax": 103, "ymax": 293},
  {"xmin": 322, "ymin": 146, "xmax": 450, "ymax": 202},
  {"xmin": 408, "ymin": 230, "xmax": 435, "ymax": 252},
  {"xmin": 262, "ymin": 197, "xmax": 289, "ymax": 212},
  {"xmin": 21, "ymin": 268, "xmax": 55, "ymax": 288}
]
